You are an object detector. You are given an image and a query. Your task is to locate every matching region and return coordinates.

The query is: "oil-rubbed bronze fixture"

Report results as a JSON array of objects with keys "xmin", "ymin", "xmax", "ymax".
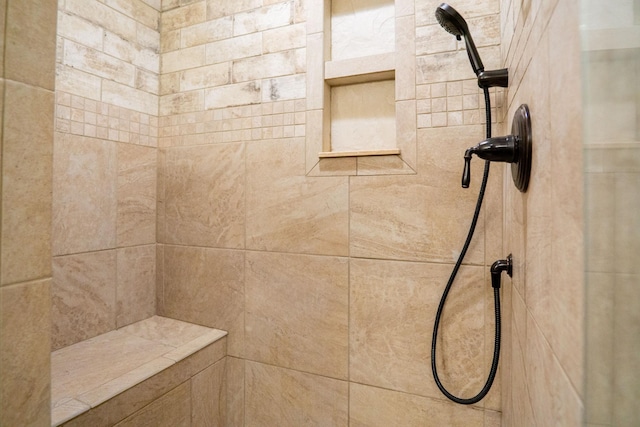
[
  {"xmin": 462, "ymin": 104, "xmax": 532, "ymax": 192},
  {"xmin": 431, "ymin": 3, "xmax": 530, "ymax": 407}
]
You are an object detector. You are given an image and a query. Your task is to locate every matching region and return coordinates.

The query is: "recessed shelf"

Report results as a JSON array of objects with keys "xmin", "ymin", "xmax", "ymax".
[
  {"xmin": 305, "ymin": 0, "xmax": 417, "ymax": 176},
  {"xmin": 324, "ymin": 53, "xmax": 395, "ymax": 86}
]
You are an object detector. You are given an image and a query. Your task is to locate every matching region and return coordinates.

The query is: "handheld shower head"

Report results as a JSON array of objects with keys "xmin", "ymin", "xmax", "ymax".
[{"xmin": 435, "ymin": 3, "xmax": 484, "ymax": 76}]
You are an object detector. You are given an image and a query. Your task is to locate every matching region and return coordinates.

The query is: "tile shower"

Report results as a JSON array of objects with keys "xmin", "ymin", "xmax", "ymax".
[{"xmin": 0, "ymin": 0, "xmax": 597, "ymax": 426}]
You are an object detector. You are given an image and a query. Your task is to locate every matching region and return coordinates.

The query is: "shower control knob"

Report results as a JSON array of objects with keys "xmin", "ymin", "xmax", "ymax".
[{"xmin": 461, "ymin": 105, "xmax": 532, "ymax": 192}]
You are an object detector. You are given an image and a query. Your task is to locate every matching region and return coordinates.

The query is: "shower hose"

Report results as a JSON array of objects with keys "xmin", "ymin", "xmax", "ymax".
[{"xmin": 430, "ymin": 87, "xmax": 501, "ymax": 405}]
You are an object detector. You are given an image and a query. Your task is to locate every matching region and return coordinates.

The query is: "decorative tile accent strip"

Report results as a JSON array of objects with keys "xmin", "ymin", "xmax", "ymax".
[
  {"xmin": 416, "ymin": 79, "xmax": 504, "ymax": 129},
  {"xmin": 55, "ymin": 92, "xmax": 158, "ymax": 147},
  {"xmin": 158, "ymin": 99, "xmax": 306, "ymax": 147}
]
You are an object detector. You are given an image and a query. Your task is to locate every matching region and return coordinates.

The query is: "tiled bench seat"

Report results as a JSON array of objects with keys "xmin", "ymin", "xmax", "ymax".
[{"xmin": 51, "ymin": 316, "xmax": 227, "ymax": 427}]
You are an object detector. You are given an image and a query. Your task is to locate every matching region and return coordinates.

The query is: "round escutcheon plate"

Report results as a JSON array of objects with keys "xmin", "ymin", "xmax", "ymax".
[{"xmin": 511, "ymin": 104, "xmax": 532, "ymax": 192}]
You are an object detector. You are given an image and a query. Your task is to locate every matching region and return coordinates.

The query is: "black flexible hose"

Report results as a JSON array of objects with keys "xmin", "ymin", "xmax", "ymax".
[{"xmin": 430, "ymin": 88, "xmax": 501, "ymax": 405}]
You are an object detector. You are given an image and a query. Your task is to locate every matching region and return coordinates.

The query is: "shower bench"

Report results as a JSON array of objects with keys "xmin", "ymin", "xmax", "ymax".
[{"xmin": 50, "ymin": 316, "xmax": 227, "ymax": 426}]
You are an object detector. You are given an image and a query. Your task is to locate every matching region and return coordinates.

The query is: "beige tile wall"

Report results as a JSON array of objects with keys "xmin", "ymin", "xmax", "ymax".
[
  {"xmin": 158, "ymin": 0, "xmax": 504, "ymax": 424},
  {"xmin": 500, "ymin": 0, "xmax": 585, "ymax": 425},
  {"xmin": 52, "ymin": 0, "xmax": 161, "ymax": 350},
  {"xmin": 0, "ymin": 0, "xmax": 56, "ymax": 424},
  {"xmin": 40, "ymin": 0, "xmax": 590, "ymax": 424}
]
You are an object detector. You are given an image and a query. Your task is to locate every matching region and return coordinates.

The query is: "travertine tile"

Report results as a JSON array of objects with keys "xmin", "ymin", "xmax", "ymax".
[
  {"xmin": 52, "ymin": 250, "xmax": 117, "ymax": 350},
  {"xmin": 0, "ymin": 0, "xmax": 5, "ymax": 77},
  {"xmin": 60, "ymin": 337, "xmax": 225, "ymax": 427},
  {"xmin": 1, "ymin": 81, "xmax": 53, "ymax": 284},
  {"xmin": 245, "ymin": 361, "xmax": 348, "ymax": 426},
  {"xmin": 331, "ymin": 0, "xmax": 395, "ymax": 61},
  {"xmin": 417, "ymin": 46, "xmax": 501, "ymax": 85},
  {"xmin": 163, "ymin": 142, "xmax": 245, "ymax": 248},
  {"xmin": 63, "ymin": 39, "xmax": 136, "ymax": 87},
  {"xmin": 52, "ymin": 134, "xmax": 117, "ymax": 255},
  {"xmin": 546, "ymin": 0, "xmax": 584, "ymax": 394},
  {"xmin": 57, "ymin": 12, "xmax": 104, "ymax": 51},
  {"xmin": 509, "ymin": 324, "xmax": 535, "ymax": 427},
  {"xmin": 484, "ymin": 162, "xmax": 504, "ymax": 265},
  {"xmin": 77, "ymin": 358, "xmax": 175, "ymax": 408},
  {"xmin": 349, "ymin": 124, "xmax": 487, "ymax": 262},
  {"xmin": 102, "ymin": 0, "xmax": 159, "ymax": 30},
  {"xmin": 525, "ymin": 313, "xmax": 582, "ymax": 426},
  {"xmin": 179, "ymin": 62, "xmax": 230, "ymax": 92},
  {"xmin": 142, "ymin": 0, "xmax": 161, "ymax": 10},
  {"xmin": 136, "ymin": 68, "xmax": 160, "ymax": 96},
  {"xmin": 155, "ymin": 244, "xmax": 165, "ymax": 315},
  {"xmin": 181, "ymin": 16, "xmax": 233, "ymax": 48},
  {"xmin": 52, "ymin": 398, "xmax": 91, "ymax": 427},
  {"xmin": 307, "ymin": 157, "xmax": 357, "ymax": 176},
  {"xmin": 350, "ymin": 174, "xmax": 484, "ymax": 263},
  {"xmin": 350, "ymin": 258, "xmax": 486, "ymax": 399},
  {"xmin": 162, "ymin": 245, "xmax": 245, "ymax": 356},
  {"xmin": 233, "ymin": 2, "xmax": 293, "ymax": 36},
  {"xmin": 356, "ymin": 154, "xmax": 415, "ymax": 175},
  {"xmin": 102, "ymin": 80, "xmax": 159, "ymax": 116},
  {"xmin": 395, "ymin": 101, "xmax": 417, "ymax": 172},
  {"xmin": 232, "ymin": 49, "xmax": 304, "ymax": 83},
  {"xmin": 0, "ymin": 280, "xmax": 51, "ymax": 427},
  {"xmin": 330, "ymin": 80, "xmax": 396, "ymax": 153},
  {"xmin": 415, "ymin": 23, "xmax": 457, "ymax": 56},
  {"xmin": 5, "ymin": 0, "xmax": 57, "ymax": 89},
  {"xmin": 114, "ymin": 380, "xmax": 191, "ymax": 427},
  {"xmin": 304, "ymin": 33, "xmax": 324, "ymax": 111},
  {"xmin": 246, "ymin": 138, "xmax": 349, "ymax": 256},
  {"xmin": 485, "ymin": 410, "xmax": 502, "ymax": 427},
  {"xmin": 206, "ymin": 0, "xmax": 262, "ymax": 20},
  {"xmin": 225, "ymin": 357, "xmax": 245, "ymax": 427},
  {"xmin": 160, "ymin": 90, "xmax": 205, "ymax": 115},
  {"xmin": 137, "ymin": 21, "xmax": 161, "ymax": 51},
  {"xmin": 205, "ymin": 81, "xmax": 261, "ymax": 109},
  {"xmin": 120, "ymin": 315, "xmax": 214, "ymax": 347},
  {"xmin": 161, "ymin": 1, "xmax": 206, "ymax": 32},
  {"xmin": 205, "ymin": 32, "xmax": 262, "ymax": 65},
  {"xmin": 103, "ymin": 31, "xmax": 159, "ymax": 74},
  {"xmin": 245, "ymin": 251, "xmax": 349, "ymax": 379},
  {"xmin": 65, "ymin": 0, "xmax": 138, "ymax": 42},
  {"xmin": 116, "ymin": 245, "xmax": 156, "ymax": 328},
  {"xmin": 161, "ymin": 45, "xmax": 205, "ymax": 74},
  {"xmin": 55, "ymin": 64, "xmax": 102, "ymax": 101},
  {"xmin": 350, "ymin": 383, "xmax": 484, "ymax": 427},
  {"xmin": 160, "ymin": 28, "xmax": 180, "ymax": 53},
  {"xmin": 261, "ymin": 73, "xmax": 306, "ymax": 102},
  {"xmin": 396, "ymin": 15, "xmax": 416, "ymax": 101},
  {"xmin": 162, "ymin": 330, "xmax": 227, "ymax": 362},
  {"xmin": 51, "ymin": 329, "xmax": 173, "ymax": 405},
  {"xmin": 117, "ymin": 144, "xmax": 157, "ymax": 247},
  {"xmin": 191, "ymin": 358, "xmax": 226, "ymax": 426},
  {"xmin": 263, "ymin": 23, "xmax": 306, "ymax": 54}
]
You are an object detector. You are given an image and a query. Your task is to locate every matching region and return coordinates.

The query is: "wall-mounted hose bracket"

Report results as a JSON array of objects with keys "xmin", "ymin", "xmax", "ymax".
[{"xmin": 490, "ymin": 254, "xmax": 513, "ymax": 288}]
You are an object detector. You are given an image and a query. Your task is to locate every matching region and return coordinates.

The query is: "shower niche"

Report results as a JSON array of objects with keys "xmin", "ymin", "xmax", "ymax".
[{"xmin": 305, "ymin": 0, "xmax": 417, "ymax": 175}]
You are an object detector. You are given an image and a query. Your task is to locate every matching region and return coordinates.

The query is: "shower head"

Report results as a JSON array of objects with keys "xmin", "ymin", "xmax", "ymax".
[{"xmin": 435, "ymin": 3, "xmax": 484, "ymax": 76}]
